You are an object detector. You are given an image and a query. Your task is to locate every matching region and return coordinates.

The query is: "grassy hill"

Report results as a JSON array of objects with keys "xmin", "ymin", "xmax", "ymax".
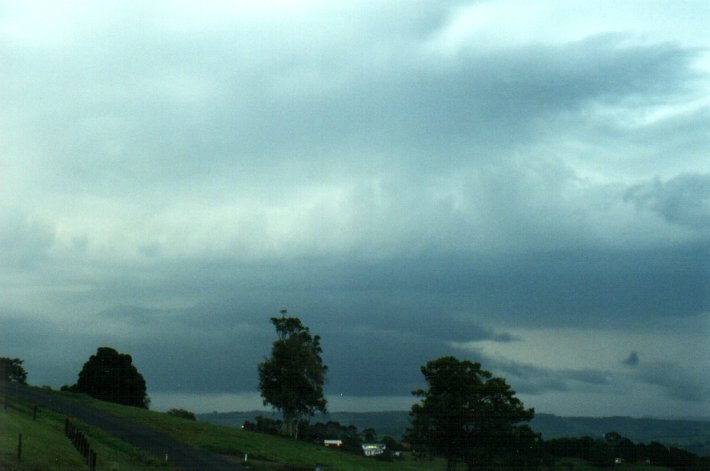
[
  {"xmin": 1, "ymin": 389, "xmax": 689, "ymax": 471},
  {"xmin": 76, "ymin": 395, "xmax": 443, "ymax": 470},
  {"xmin": 2, "ymin": 388, "xmax": 447, "ymax": 470}
]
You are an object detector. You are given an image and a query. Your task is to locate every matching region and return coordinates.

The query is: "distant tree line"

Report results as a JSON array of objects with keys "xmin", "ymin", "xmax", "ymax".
[{"xmin": 543, "ymin": 433, "xmax": 708, "ymax": 471}]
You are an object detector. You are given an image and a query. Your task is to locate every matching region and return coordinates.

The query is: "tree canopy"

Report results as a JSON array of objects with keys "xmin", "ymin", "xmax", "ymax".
[
  {"xmin": 0, "ymin": 357, "xmax": 27, "ymax": 384},
  {"xmin": 166, "ymin": 408, "xmax": 197, "ymax": 420},
  {"xmin": 407, "ymin": 356, "xmax": 539, "ymax": 471},
  {"xmin": 258, "ymin": 314, "xmax": 327, "ymax": 439},
  {"xmin": 71, "ymin": 347, "xmax": 150, "ymax": 408}
]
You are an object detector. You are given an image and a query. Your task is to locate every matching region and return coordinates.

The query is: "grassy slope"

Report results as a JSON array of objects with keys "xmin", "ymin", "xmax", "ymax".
[
  {"xmin": 3, "ymin": 389, "xmax": 678, "ymax": 471},
  {"xmin": 0, "ymin": 400, "xmax": 86, "ymax": 470},
  {"xmin": 55, "ymin": 392, "xmax": 680, "ymax": 471},
  {"xmin": 0, "ymin": 394, "xmax": 176, "ymax": 471},
  {"xmin": 61, "ymin": 391, "xmax": 446, "ymax": 470}
]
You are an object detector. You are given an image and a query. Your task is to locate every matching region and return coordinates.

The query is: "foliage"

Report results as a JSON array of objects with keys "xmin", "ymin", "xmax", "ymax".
[
  {"xmin": 68, "ymin": 346, "xmax": 150, "ymax": 408},
  {"xmin": 167, "ymin": 408, "xmax": 196, "ymax": 420},
  {"xmin": 258, "ymin": 314, "xmax": 327, "ymax": 439},
  {"xmin": 301, "ymin": 420, "xmax": 363, "ymax": 453},
  {"xmin": 544, "ymin": 433, "xmax": 705, "ymax": 471},
  {"xmin": 0, "ymin": 356, "xmax": 27, "ymax": 384},
  {"xmin": 243, "ymin": 415, "xmax": 283, "ymax": 435},
  {"xmin": 532, "ymin": 414, "xmax": 710, "ymax": 456},
  {"xmin": 406, "ymin": 356, "xmax": 540, "ymax": 471}
]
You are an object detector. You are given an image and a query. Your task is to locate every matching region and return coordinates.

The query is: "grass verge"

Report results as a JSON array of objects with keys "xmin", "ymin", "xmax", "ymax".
[{"xmin": 0, "ymin": 394, "xmax": 176, "ymax": 470}]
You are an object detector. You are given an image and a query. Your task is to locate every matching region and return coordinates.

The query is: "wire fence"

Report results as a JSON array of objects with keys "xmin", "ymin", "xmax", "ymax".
[{"xmin": 2, "ymin": 394, "xmax": 98, "ymax": 470}]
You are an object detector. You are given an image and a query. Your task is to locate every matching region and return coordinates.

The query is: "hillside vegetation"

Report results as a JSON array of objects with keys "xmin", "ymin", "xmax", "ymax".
[
  {"xmin": 3, "ymin": 388, "xmax": 448, "ymax": 470},
  {"xmin": 68, "ymin": 391, "xmax": 445, "ymax": 470},
  {"xmin": 2, "ymin": 388, "xmax": 690, "ymax": 471}
]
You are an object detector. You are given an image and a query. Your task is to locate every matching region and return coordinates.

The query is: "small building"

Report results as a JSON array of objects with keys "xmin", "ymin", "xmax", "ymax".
[
  {"xmin": 323, "ymin": 439, "xmax": 342, "ymax": 447},
  {"xmin": 361, "ymin": 443, "xmax": 386, "ymax": 456}
]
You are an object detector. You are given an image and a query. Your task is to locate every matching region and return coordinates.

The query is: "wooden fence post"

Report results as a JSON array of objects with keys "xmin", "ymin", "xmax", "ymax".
[{"xmin": 17, "ymin": 433, "xmax": 22, "ymax": 461}]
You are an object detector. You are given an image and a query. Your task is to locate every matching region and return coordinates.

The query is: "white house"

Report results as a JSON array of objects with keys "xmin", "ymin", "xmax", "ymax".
[{"xmin": 361, "ymin": 443, "xmax": 386, "ymax": 456}]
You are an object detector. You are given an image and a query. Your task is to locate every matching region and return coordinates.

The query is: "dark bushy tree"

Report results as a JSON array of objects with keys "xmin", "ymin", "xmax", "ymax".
[
  {"xmin": 242, "ymin": 415, "xmax": 283, "ymax": 435},
  {"xmin": 407, "ymin": 356, "xmax": 539, "ymax": 471},
  {"xmin": 0, "ymin": 357, "xmax": 27, "ymax": 384},
  {"xmin": 167, "ymin": 408, "xmax": 196, "ymax": 420},
  {"xmin": 72, "ymin": 347, "xmax": 149, "ymax": 408},
  {"xmin": 258, "ymin": 314, "xmax": 327, "ymax": 439}
]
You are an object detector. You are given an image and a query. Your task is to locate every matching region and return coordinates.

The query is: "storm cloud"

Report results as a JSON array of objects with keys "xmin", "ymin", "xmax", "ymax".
[{"xmin": 1, "ymin": 1, "xmax": 708, "ymax": 417}]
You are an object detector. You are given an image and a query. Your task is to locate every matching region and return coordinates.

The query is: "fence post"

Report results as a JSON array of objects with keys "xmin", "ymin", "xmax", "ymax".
[
  {"xmin": 17, "ymin": 433, "xmax": 22, "ymax": 461},
  {"xmin": 32, "ymin": 405, "xmax": 37, "ymax": 420},
  {"xmin": 82, "ymin": 434, "xmax": 89, "ymax": 459}
]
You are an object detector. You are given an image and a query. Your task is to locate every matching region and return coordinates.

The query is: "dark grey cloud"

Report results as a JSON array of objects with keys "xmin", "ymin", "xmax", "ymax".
[
  {"xmin": 625, "ymin": 174, "xmax": 710, "ymax": 229},
  {"xmin": 445, "ymin": 345, "xmax": 613, "ymax": 396},
  {"xmin": 211, "ymin": 35, "xmax": 703, "ymax": 170},
  {"xmin": 623, "ymin": 351, "xmax": 640, "ymax": 367},
  {"xmin": 89, "ymin": 298, "xmax": 519, "ymax": 396},
  {"xmin": 4, "ymin": 229, "xmax": 704, "ymax": 401},
  {"xmin": 312, "ymin": 247, "xmax": 709, "ymax": 328},
  {"xmin": 635, "ymin": 362, "xmax": 709, "ymax": 403}
]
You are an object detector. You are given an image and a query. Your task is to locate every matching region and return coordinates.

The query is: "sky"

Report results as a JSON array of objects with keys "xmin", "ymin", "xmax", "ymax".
[{"xmin": 1, "ymin": 0, "xmax": 708, "ymax": 418}]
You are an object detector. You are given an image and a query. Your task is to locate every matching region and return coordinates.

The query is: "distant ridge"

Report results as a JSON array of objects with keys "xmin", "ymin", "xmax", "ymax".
[
  {"xmin": 531, "ymin": 413, "xmax": 710, "ymax": 456},
  {"xmin": 197, "ymin": 410, "xmax": 710, "ymax": 456}
]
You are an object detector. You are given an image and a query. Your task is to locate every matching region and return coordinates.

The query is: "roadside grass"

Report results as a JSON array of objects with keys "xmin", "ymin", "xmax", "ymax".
[
  {"xmin": 0, "ymin": 399, "xmax": 87, "ymax": 470},
  {"xmin": 0, "ymin": 394, "xmax": 176, "ymax": 470}
]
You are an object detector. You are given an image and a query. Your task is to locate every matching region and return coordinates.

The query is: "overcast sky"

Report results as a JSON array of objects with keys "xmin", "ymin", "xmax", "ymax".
[{"xmin": 1, "ymin": 0, "xmax": 708, "ymax": 418}]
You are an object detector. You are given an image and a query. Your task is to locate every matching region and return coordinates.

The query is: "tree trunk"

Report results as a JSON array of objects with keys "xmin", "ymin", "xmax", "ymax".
[{"xmin": 281, "ymin": 413, "xmax": 299, "ymax": 439}]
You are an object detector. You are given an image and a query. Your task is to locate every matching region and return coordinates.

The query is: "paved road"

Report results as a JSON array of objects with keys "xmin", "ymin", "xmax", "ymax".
[{"xmin": 2, "ymin": 382, "xmax": 244, "ymax": 471}]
